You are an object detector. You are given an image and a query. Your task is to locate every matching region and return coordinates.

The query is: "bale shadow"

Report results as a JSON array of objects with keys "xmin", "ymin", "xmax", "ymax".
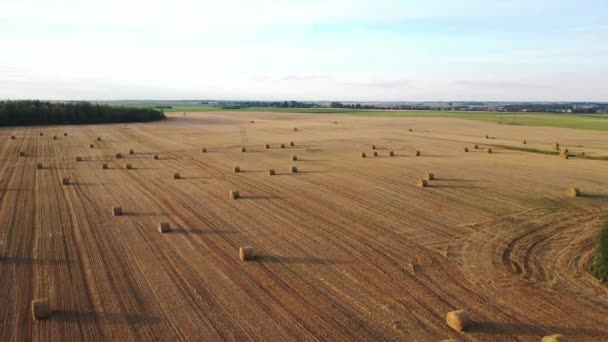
[
  {"xmin": 470, "ymin": 321, "xmax": 604, "ymax": 338},
  {"xmin": 297, "ymin": 170, "xmax": 329, "ymax": 174},
  {"xmin": 255, "ymin": 255, "xmax": 347, "ymax": 265},
  {"xmin": 428, "ymin": 184, "xmax": 486, "ymax": 189},
  {"xmin": 0, "ymin": 257, "xmax": 67, "ymax": 266},
  {"xmin": 54, "ymin": 310, "xmax": 160, "ymax": 326},
  {"xmin": 171, "ymin": 228, "xmax": 239, "ymax": 235},
  {"xmin": 580, "ymin": 193, "xmax": 608, "ymax": 200},
  {"xmin": 239, "ymin": 195, "xmax": 281, "ymax": 200},
  {"xmin": 73, "ymin": 183, "xmax": 109, "ymax": 187},
  {"xmin": 436, "ymin": 178, "xmax": 483, "ymax": 183},
  {"xmin": 126, "ymin": 212, "xmax": 168, "ymax": 217}
]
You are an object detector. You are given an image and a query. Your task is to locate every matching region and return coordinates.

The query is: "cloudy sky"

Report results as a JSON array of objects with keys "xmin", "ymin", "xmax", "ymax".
[{"xmin": 1, "ymin": 0, "xmax": 606, "ymax": 101}]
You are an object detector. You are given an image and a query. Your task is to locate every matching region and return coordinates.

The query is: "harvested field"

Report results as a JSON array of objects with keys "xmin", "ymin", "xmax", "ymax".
[{"xmin": 1, "ymin": 111, "xmax": 608, "ymax": 341}]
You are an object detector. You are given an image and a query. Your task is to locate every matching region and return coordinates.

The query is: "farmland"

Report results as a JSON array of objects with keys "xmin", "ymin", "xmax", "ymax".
[
  {"xmin": 137, "ymin": 103, "xmax": 608, "ymax": 132},
  {"xmin": 1, "ymin": 111, "xmax": 608, "ymax": 341}
]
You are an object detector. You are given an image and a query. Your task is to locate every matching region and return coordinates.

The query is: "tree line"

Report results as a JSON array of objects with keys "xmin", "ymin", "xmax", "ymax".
[
  {"xmin": 0, "ymin": 100, "xmax": 165, "ymax": 126},
  {"xmin": 220, "ymin": 101, "xmax": 318, "ymax": 109}
]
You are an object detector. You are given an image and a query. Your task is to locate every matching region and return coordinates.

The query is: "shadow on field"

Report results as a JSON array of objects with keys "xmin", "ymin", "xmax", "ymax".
[
  {"xmin": 429, "ymin": 184, "xmax": 486, "ymax": 190},
  {"xmin": 255, "ymin": 255, "xmax": 347, "ymax": 265},
  {"xmin": 436, "ymin": 178, "xmax": 482, "ymax": 182},
  {"xmin": 127, "ymin": 212, "xmax": 168, "ymax": 217},
  {"xmin": 239, "ymin": 195, "xmax": 281, "ymax": 200},
  {"xmin": 580, "ymin": 193, "xmax": 608, "ymax": 200},
  {"xmin": 470, "ymin": 321, "xmax": 604, "ymax": 338},
  {"xmin": 285, "ymin": 170, "xmax": 329, "ymax": 175},
  {"xmin": 73, "ymin": 182, "xmax": 109, "ymax": 187},
  {"xmin": 172, "ymin": 228, "xmax": 239, "ymax": 235},
  {"xmin": 0, "ymin": 257, "xmax": 67, "ymax": 266},
  {"xmin": 54, "ymin": 310, "xmax": 160, "ymax": 325},
  {"xmin": 180, "ymin": 176, "xmax": 212, "ymax": 180}
]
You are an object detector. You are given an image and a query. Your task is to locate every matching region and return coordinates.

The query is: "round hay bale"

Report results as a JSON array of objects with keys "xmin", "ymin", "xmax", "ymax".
[
  {"xmin": 239, "ymin": 246, "xmax": 254, "ymax": 261},
  {"xmin": 579, "ymin": 152, "xmax": 586, "ymax": 157},
  {"xmin": 292, "ymin": 155, "xmax": 298, "ymax": 161},
  {"xmin": 102, "ymin": 163, "xmax": 108, "ymax": 169},
  {"xmin": 53, "ymin": 136, "xmax": 57, "ymax": 140},
  {"xmin": 31, "ymin": 299, "xmax": 50, "ymax": 320},
  {"xmin": 36, "ymin": 163, "xmax": 43, "ymax": 170},
  {"xmin": 290, "ymin": 141, "xmax": 295, "ymax": 146},
  {"xmin": 417, "ymin": 179, "xmax": 428, "ymax": 188},
  {"xmin": 158, "ymin": 222, "xmax": 170, "ymax": 234},
  {"xmin": 112, "ymin": 206, "xmax": 122, "ymax": 216},
  {"xmin": 415, "ymin": 150, "xmax": 421, "ymax": 157},
  {"xmin": 446, "ymin": 309, "xmax": 472, "ymax": 332},
  {"xmin": 371, "ymin": 145, "xmax": 376, "ymax": 150},
  {"xmin": 202, "ymin": 148, "xmax": 207, "ymax": 153},
  {"xmin": 474, "ymin": 144, "xmax": 479, "ymax": 149},
  {"xmin": 63, "ymin": 133, "xmax": 68, "ymax": 136},
  {"xmin": 173, "ymin": 172, "xmax": 181, "ymax": 179},
  {"xmin": 268, "ymin": 169, "xmax": 275, "ymax": 176},
  {"xmin": 464, "ymin": 147, "xmax": 469, "ymax": 152},
  {"xmin": 487, "ymin": 148, "xmax": 492, "ymax": 154},
  {"xmin": 290, "ymin": 165, "xmax": 298, "ymax": 173},
  {"xmin": 62, "ymin": 177, "xmax": 70, "ymax": 185},
  {"xmin": 542, "ymin": 334, "xmax": 568, "ymax": 342},
  {"xmin": 153, "ymin": 154, "xmax": 159, "ymax": 160},
  {"xmin": 361, "ymin": 152, "xmax": 366, "ymax": 158},
  {"xmin": 293, "ymin": 127, "xmax": 298, "ymax": 132},
  {"xmin": 40, "ymin": 132, "xmax": 44, "ymax": 136},
  {"xmin": 373, "ymin": 151, "xmax": 378, "ymax": 157},
  {"xmin": 11, "ymin": 135, "xmax": 16, "ymax": 140},
  {"xmin": 97, "ymin": 137, "xmax": 101, "ymax": 141},
  {"xmin": 409, "ymin": 128, "xmax": 413, "ymax": 132},
  {"xmin": 265, "ymin": 144, "xmax": 270, "ymax": 149},
  {"xmin": 230, "ymin": 190, "xmax": 240, "ymax": 199},
  {"xmin": 115, "ymin": 153, "xmax": 122, "ymax": 159},
  {"xmin": 568, "ymin": 187, "xmax": 580, "ymax": 197},
  {"xmin": 19, "ymin": 151, "xmax": 25, "ymax": 157},
  {"xmin": 125, "ymin": 163, "xmax": 132, "ymax": 170},
  {"xmin": 522, "ymin": 139, "xmax": 527, "ymax": 144},
  {"xmin": 129, "ymin": 149, "xmax": 134, "ymax": 155},
  {"xmin": 89, "ymin": 144, "xmax": 94, "ymax": 148},
  {"xmin": 485, "ymin": 135, "xmax": 489, "ymax": 139},
  {"xmin": 250, "ymin": 120, "xmax": 254, "ymax": 123},
  {"xmin": 389, "ymin": 151, "xmax": 395, "ymax": 157},
  {"xmin": 233, "ymin": 166, "xmax": 240, "ymax": 173},
  {"xmin": 424, "ymin": 172, "xmax": 435, "ymax": 181},
  {"xmin": 241, "ymin": 147, "xmax": 247, "ymax": 152},
  {"xmin": 280, "ymin": 144, "xmax": 286, "ymax": 149},
  {"xmin": 76, "ymin": 156, "xmax": 82, "ymax": 162}
]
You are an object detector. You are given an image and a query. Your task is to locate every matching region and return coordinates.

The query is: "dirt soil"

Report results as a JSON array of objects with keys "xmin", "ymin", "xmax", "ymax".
[{"xmin": 1, "ymin": 111, "xmax": 607, "ymax": 341}]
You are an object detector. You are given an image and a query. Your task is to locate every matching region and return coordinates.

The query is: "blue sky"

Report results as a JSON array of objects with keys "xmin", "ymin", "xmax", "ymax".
[{"xmin": 1, "ymin": 0, "xmax": 606, "ymax": 101}]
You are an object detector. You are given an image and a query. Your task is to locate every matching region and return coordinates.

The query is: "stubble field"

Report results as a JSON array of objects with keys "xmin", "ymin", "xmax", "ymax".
[{"xmin": 1, "ymin": 111, "xmax": 608, "ymax": 341}]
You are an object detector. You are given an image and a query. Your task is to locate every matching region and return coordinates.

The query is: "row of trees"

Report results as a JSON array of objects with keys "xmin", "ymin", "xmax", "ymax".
[
  {"xmin": 221, "ymin": 101, "xmax": 318, "ymax": 109},
  {"xmin": 0, "ymin": 101, "xmax": 165, "ymax": 126}
]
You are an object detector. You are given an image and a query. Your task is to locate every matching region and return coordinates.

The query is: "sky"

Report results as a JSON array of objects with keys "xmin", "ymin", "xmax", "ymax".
[{"xmin": 1, "ymin": 0, "xmax": 607, "ymax": 102}]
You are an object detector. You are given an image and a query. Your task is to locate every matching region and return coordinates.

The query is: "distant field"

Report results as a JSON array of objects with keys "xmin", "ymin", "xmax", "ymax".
[
  {"xmin": 164, "ymin": 105, "xmax": 356, "ymax": 114},
  {"xmin": 342, "ymin": 111, "xmax": 608, "ymax": 131},
  {"xmin": 120, "ymin": 103, "xmax": 608, "ymax": 131}
]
